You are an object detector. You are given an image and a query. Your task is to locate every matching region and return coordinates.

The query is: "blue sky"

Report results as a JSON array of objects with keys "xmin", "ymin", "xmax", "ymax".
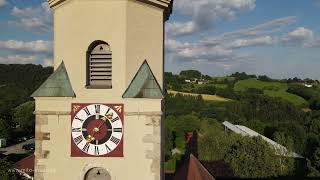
[{"xmin": 0, "ymin": 0, "xmax": 320, "ymax": 79}]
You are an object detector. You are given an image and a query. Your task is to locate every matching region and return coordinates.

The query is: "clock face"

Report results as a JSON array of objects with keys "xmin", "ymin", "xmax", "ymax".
[{"xmin": 71, "ymin": 104, "xmax": 123, "ymax": 157}]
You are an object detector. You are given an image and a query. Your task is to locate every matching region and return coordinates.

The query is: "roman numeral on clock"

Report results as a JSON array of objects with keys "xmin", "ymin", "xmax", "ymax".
[
  {"xmin": 105, "ymin": 108, "xmax": 110, "ymax": 115},
  {"xmin": 95, "ymin": 105, "xmax": 100, "ymax": 114},
  {"xmin": 74, "ymin": 135, "xmax": 83, "ymax": 145},
  {"xmin": 83, "ymin": 107, "xmax": 91, "ymax": 116},
  {"xmin": 110, "ymin": 136, "xmax": 120, "ymax": 145},
  {"xmin": 72, "ymin": 127, "xmax": 81, "ymax": 132},
  {"xmin": 94, "ymin": 146, "xmax": 99, "ymax": 155},
  {"xmin": 105, "ymin": 144, "xmax": 111, "ymax": 152},
  {"xmin": 111, "ymin": 116, "xmax": 119, "ymax": 123},
  {"xmin": 113, "ymin": 128, "xmax": 123, "ymax": 133},
  {"xmin": 74, "ymin": 116, "xmax": 84, "ymax": 122},
  {"xmin": 82, "ymin": 143, "xmax": 90, "ymax": 153}
]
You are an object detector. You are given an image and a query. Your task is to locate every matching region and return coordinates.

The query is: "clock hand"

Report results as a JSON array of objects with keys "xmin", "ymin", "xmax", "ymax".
[
  {"xmin": 87, "ymin": 127, "xmax": 100, "ymax": 142},
  {"xmin": 86, "ymin": 135, "xmax": 95, "ymax": 143}
]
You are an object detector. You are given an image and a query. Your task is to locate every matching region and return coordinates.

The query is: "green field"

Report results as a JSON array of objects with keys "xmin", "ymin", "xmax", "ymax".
[
  {"xmin": 234, "ymin": 78, "xmax": 287, "ymax": 91},
  {"xmin": 234, "ymin": 78, "xmax": 308, "ymax": 107}
]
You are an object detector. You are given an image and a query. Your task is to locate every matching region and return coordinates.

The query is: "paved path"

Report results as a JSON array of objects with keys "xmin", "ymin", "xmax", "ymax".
[{"xmin": 0, "ymin": 139, "xmax": 34, "ymax": 155}]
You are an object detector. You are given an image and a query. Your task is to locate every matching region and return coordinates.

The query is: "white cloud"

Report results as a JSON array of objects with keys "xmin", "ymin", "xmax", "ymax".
[
  {"xmin": 203, "ymin": 16, "xmax": 297, "ymax": 45},
  {"xmin": 0, "ymin": 40, "xmax": 53, "ymax": 54},
  {"xmin": 290, "ymin": 27, "xmax": 314, "ymax": 39},
  {"xmin": 0, "ymin": 55, "xmax": 37, "ymax": 64},
  {"xmin": 285, "ymin": 27, "xmax": 313, "ymax": 42},
  {"xmin": 226, "ymin": 36, "xmax": 275, "ymax": 49},
  {"xmin": 9, "ymin": 2, "xmax": 52, "ymax": 32},
  {"xmin": 282, "ymin": 27, "xmax": 320, "ymax": 47},
  {"xmin": 167, "ymin": 0, "xmax": 256, "ymax": 36},
  {"xmin": 0, "ymin": 0, "xmax": 6, "ymax": 7},
  {"xmin": 166, "ymin": 21, "xmax": 198, "ymax": 37},
  {"xmin": 165, "ymin": 17, "xmax": 299, "ymax": 69}
]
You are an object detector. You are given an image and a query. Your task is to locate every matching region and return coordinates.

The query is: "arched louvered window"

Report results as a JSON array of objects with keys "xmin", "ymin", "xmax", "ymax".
[{"xmin": 86, "ymin": 41, "xmax": 112, "ymax": 88}]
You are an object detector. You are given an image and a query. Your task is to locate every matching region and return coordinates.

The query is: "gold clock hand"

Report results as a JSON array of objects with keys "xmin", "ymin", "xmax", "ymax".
[{"xmin": 86, "ymin": 135, "xmax": 95, "ymax": 142}]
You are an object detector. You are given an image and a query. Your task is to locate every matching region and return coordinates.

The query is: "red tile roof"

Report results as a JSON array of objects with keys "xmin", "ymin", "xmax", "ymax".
[
  {"xmin": 15, "ymin": 154, "xmax": 34, "ymax": 176},
  {"xmin": 173, "ymin": 154, "xmax": 215, "ymax": 180}
]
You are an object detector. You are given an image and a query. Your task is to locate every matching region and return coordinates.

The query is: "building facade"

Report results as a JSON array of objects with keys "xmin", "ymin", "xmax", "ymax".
[{"xmin": 32, "ymin": 0, "xmax": 173, "ymax": 179}]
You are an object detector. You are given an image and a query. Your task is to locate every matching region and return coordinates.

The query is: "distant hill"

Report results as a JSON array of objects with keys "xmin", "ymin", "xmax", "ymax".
[{"xmin": 0, "ymin": 64, "xmax": 53, "ymax": 115}]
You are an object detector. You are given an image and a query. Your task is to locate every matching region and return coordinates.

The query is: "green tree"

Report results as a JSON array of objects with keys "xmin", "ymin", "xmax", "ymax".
[
  {"xmin": 0, "ymin": 158, "xmax": 22, "ymax": 180},
  {"xmin": 273, "ymin": 132, "xmax": 295, "ymax": 175},
  {"xmin": 174, "ymin": 114, "xmax": 200, "ymax": 137},
  {"xmin": 198, "ymin": 119, "xmax": 239, "ymax": 161},
  {"xmin": 179, "ymin": 70, "xmax": 202, "ymax": 80},
  {"xmin": 0, "ymin": 118, "xmax": 11, "ymax": 139},
  {"xmin": 13, "ymin": 101, "xmax": 35, "ymax": 134},
  {"xmin": 307, "ymin": 146, "xmax": 320, "ymax": 177},
  {"xmin": 165, "ymin": 116, "xmax": 176, "ymax": 159},
  {"xmin": 225, "ymin": 136, "xmax": 282, "ymax": 178}
]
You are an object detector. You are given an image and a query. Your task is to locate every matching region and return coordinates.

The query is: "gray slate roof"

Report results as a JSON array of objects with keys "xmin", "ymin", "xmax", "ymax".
[
  {"xmin": 31, "ymin": 61, "xmax": 75, "ymax": 97},
  {"xmin": 122, "ymin": 60, "xmax": 163, "ymax": 99}
]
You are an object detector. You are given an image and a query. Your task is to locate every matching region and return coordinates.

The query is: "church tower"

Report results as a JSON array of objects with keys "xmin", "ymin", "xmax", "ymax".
[{"xmin": 31, "ymin": 0, "xmax": 173, "ymax": 179}]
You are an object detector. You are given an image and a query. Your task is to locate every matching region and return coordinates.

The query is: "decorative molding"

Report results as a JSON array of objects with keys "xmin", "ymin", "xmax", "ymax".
[
  {"xmin": 135, "ymin": 0, "xmax": 173, "ymax": 20},
  {"xmin": 34, "ymin": 110, "xmax": 161, "ymax": 116},
  {"xmin": 34, "ymin": 111, "xmax": 70, "ymax": 115},
  {"xmin": 47, "ymin": 0, "xmax": 173, "ymax": 20}
]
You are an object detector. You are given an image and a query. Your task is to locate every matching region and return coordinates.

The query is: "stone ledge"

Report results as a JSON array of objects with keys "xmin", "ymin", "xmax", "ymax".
[{"xmin": 34, "ymin": 111, "xmax": 70, "ymax": 115}]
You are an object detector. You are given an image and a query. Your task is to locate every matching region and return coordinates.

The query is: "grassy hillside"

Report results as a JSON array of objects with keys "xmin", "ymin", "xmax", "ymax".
[
  {"xmin": 234, "ymin": 78, "xmax": 287, "ymax": 91},
  {"xmin": 234, "ymin": 78, "xmax": 308, "ymax": 107}
]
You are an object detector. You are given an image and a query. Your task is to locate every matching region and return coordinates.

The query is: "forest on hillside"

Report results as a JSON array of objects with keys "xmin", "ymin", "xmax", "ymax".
[
  {"xmin": 0, "ymin": 64, "xmax": 53, "ymax": 179},
  {"xmin": 165, "ymin": 70, "xmax": 320, "ymax": 178}
]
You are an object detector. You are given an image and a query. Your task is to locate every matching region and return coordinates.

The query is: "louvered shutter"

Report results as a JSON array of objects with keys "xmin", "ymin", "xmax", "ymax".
[{"xmin": 89, "ymin": 44, "xmax": 112, "ymax": 87}]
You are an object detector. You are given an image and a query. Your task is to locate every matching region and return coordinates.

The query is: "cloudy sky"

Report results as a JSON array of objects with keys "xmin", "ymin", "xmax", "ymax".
[{"xmin": 0, "ymin": 0, "xmax": 320, "ymax": 79}]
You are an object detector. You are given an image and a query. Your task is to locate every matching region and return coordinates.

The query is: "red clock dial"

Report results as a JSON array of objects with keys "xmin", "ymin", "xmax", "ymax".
[{"xmin": 71, "ymin": 104, "xmax": 123, "ymax": 157}]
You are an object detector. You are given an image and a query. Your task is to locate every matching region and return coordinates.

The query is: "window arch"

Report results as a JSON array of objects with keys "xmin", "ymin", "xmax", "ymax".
[
  {"xmin": 86, "ymin": 40, "xmax": 112, "ymax": 88},
  {"xmin": 84, "ymin": 167, "xmax": 111, "ymax": 180}
]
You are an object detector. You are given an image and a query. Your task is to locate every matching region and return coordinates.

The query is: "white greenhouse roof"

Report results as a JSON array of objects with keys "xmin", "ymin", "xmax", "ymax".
[{"xmin": 222, "ymin": 121, "xmax": 303, "ymax": 158}]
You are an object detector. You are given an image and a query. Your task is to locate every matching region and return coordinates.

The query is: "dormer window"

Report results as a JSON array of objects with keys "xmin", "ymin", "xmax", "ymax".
[{"xmin": 86, "ymin": 41, "xmax": 112, "ymax": 89}]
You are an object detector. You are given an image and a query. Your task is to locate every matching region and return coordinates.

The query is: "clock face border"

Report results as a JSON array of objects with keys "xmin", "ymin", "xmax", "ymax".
[{"xmin": 70, "ymin": 103, "xmax": 124, "ymax": 157}]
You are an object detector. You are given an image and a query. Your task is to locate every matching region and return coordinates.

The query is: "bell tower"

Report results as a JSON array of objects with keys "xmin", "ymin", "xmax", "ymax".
[{"xmin": 31, "ymin": 0, "xmax": 173, "ymax": 179}]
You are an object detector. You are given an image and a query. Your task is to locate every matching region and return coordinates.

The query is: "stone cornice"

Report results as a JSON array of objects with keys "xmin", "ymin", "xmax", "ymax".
[
  {"xmin": 136, "ymin": 0, "xmax": 173, "ymax": 20},
  {"xmin": 47, "ymin": 0, "xmax": 173, "ymax": 20}
]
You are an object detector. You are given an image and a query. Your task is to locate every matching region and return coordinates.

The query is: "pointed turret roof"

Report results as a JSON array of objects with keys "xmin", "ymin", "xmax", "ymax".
[
  {"xmin": 31, "ymin": 61, "xmax": 75, "ymax": 97},
  {"xmin": 122, "ymin": 60, "xmax": 163, "ymax": 99}
]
